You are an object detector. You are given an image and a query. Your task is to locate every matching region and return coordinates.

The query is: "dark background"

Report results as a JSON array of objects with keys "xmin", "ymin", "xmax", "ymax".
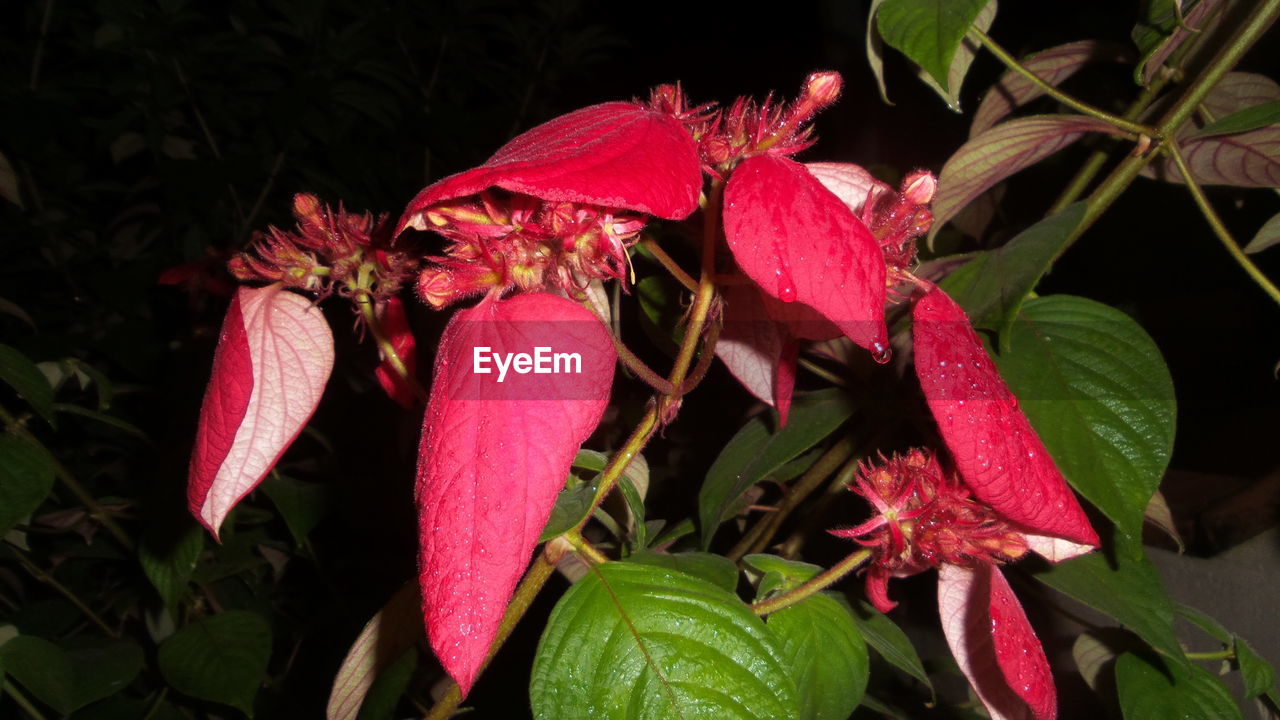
[{"xmin": 1, "ymin": 0, "xmax": 1276, "ymax": 717}]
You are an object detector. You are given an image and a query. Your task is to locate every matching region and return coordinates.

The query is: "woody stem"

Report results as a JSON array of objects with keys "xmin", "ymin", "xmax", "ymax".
[{"xmin": 750, "ymin": 548, "xmax": 873, "ymax": 616}]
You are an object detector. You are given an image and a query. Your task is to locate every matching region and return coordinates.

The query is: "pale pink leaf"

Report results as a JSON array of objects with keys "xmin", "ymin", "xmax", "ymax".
[
  {"xmin": 718, "ymin": 284, "xmax": 787, "ymax": 412},
  {"xmin": 188, "ymin": 284, "xmax": 334, "ymax": 539},
  {"xmin": 1147, "ymin": 126, "xmax": 1280, "ymax": 187},
  {"xmin": 805, "ymin": 161, "xmax": 893, "ymax": 220},
  {"xmin": 1022, "ymin": 533, "xmax": 1095, "ymax": 563},
  {"xmin": 416, "ymin": 292, "xmax": 615, "ymax": 696},
  {"xmin": 938, "ymin": 563, "xmax": 1056, "ymax": 720},
  {"xmin": 1244, "ymin": 212, "xmax": 1280, "ymax": 254},
  {"xmin": 912, "ymin": 287, "xmax": 1097, "ymax": 547},
  {"xmin": 1199, "ymin": 72, "xmax": 1280, "ymax": 121},
  {"xmin": 327, "ymin": 583, "xmax": 421, "ymax": 720},
  {"xmin": 1142, "ymin": 489, "xmax": 1184, "ymax": 552},
  {"xmin": 724, "ymin": 154, "xmax": 888, "ymax": 355},
  {"xmin": 930, "ymin": 115, "xmax": 1124, "ymax": 244},
  {"xmin": 971, "ymin": 40, "xmax": 1134, "ymax": 137}
]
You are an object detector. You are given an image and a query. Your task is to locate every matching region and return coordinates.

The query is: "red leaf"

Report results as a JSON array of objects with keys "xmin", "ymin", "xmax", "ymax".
[
  {"xmin": 398, "ymin": 103, "xmax": 702, "ymax": 235},
  {"xmin": 724, "ymin": 154, "xmax": 888, "ymax": 355},
  {"xmin": 938, "ymin": 563, "xmax": 1056, "ymax": 720},
  {"xmin": 373, "ymin": 297, "xmax": 420, "ymax": 409},
  {"xmin": 188, "ymin": 285, "xmax": 334, "ymax": 539},
  {"xmin": 416, "ymin": 292, "xmax": 615, "ymax": 695},
  {"xmin": 912, "ymin": 288, "xmax": 1097, "ymax": 547}
]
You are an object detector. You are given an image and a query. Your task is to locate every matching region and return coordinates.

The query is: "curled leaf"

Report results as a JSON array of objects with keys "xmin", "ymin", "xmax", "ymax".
[
  {"xmin": 188, "ymin": 285, "xmax": 334, "ymax": 539},
  {"xmin": 416, "ymin": 292, "xmax": 615, "ymax": 695}
]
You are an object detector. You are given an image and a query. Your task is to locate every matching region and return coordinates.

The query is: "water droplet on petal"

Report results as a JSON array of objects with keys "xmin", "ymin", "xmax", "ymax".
[{"xmin": 871, "ymin": 343, "xmax": 892, "ymax": 364}]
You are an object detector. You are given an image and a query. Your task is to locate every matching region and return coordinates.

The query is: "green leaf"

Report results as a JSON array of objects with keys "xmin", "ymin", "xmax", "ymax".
[
  {"xmin": 843, "ymin": 599, "xmax": 933, "ymax": 691},
  {"xmin": 1195, "ymin": 101, "xmax": 1280, "ymax": 137},
  {"xmin": 158, "ymin": 610, "xmax": 272, "ymax": 716},
  {"xmin": 1244, "ymin": 212, "xmax": 1280, "ymax": 254},
  {"xmin": 1174, "ymin": 602, "xmax": 1232, "ymax": 643},
  {"xmin": 1235, "ymin": 635, "xmax": 1277, "ymax": 699},
  {"xmin": 1034, "ymin": 536, "xmax": 1185, "ymax": 665},
  {"xmin": 260, "ymin": 473, "xmax": 331, "ymax": 545},
  {"xmin": 744, "ymin": 554, "xmax": 821, "ymax": 600},
  {"xmin": 637, "ymin": 275, "xmax": 684, "ymax": 351},
  {"xmin": 1131, "ymin": 0, "xmax": 1183, "ymax": 84},
  {"xmin": 767, "ymin": 593, "xmax": 869, "ymax": 720},
  {"xmin": 915, "ymin": 0, "xmax": 997, "ymax": 111},
  {"xmin": 876, "ymin": 0, "xmax": 989, "ymax": 91},
  {"xmin": 0, "ymin": 435, "xmax": 55, "ymax": 536},
  {"xmin": 529, "ymin": 562, "xmax": 799, "ymax": 720},
  {"xmin": 626, "ymin": 550, "xmax": 740, "ymax": 593},
  {"xmin": 1115, "ymin": 652, "xmax": 1242, "ymax": 720},
  {"xmin": 866, "ymin": 0, "xmax": 893, "ymax": 104},
  {"xmin": 0, "ymin": 636, "xmax": 141, "ymax": 713},
  {"xmin": 539, "ymin": 476, "xmax": 597, "ymax": 543},
  {"xmin": 0, "ymin": 344, "xmax": 56, "ymax": 427},
  {"xmin": 139, "ymin": 521, "xmax": 204, "ymax": 615},
  {"xmin": 939, "ymin": 203, "xmax": 1087, "ymax": 341},
  {"xmin": 699, "ymin": 389, "xmax": 855, "ymax": 548},
  {"xmin": 995, "ymin": 296, "xmax": 1176, "ymax": 549}
]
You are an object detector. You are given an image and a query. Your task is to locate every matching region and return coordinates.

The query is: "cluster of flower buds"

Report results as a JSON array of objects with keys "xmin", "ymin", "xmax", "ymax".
[
  {"xmin": 832, "ymin": 448, "xmax": 1029, "ymax": 611},
  {"xmin": 863, "ymin": 170, "xmax": 937, "ymax": 273},
  {"xmin": 415, "ymin": 190, "xmax": 647, "ymax": 309},
  {"xmin": 652, "ymin": 72, "xmax": 844, "ymax": 171},
  {"xmin": 230, "ymin": 193, "xmax": 420, "ymax": 304}
]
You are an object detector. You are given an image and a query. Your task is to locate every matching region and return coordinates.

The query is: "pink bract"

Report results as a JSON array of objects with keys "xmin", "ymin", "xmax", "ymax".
[{"xmin": 415, "ymin": 292, "xmax": 615, "ymax": 696}]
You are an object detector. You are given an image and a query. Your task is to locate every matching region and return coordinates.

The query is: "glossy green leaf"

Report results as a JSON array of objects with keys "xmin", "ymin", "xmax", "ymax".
[
  {"xmin": 744, "ymin": 554, "xmax": 821, "ymax": 600},
  {"xmin": 1034, "ymin": 536, "xmax": 1185, "ymax": 664},
  {"xmin": 995, "ymin": 296, "xmax": 1176, "ymax": 549},
  {"xmin": 915, "ymin": 0, "xmax": 997, "ymax": 111},
  {"xmin": 1235, "ymin": 635, "xmax": 1277, "ymax": 699},
  {"xmin": 1244, "ymin": 213, "xmax": 1280, "ymax": 254},
  {"xmin": 539, "ymin": 476, "xmax": 597, "ymax": 543},
  {"xmin": 699, "ymin": 389, "xmax": 855, "ymax": 548},
  {"xmin": 767, "ymin": 593, "xmax": 869, "ymax": 720},
  {"xmin": 0, "ymin": 435, "xmax": 54, "ymax": 536},
  {"xmin": 260, "ymin": 473, "xmax": 331, "ymax": 545},
  {"xmin": 529, "ymin": 562, "xmax": 798, "ymax": 720},
  {"xmin": 844, "ymin": 599, "xmax": 933, "ymax": 691},
  {"xmin": 139, "ymin": 522, "xmax": 204, "ymax": 615},
  {"xmin": 876, "ymin": 0, "xmax": 989, "ymax": 91},
  {"xmin": 0, "ymin": 343, "xmax": 55, "ymax": 427},
  {"xmin": 1115, "ymin": 652, "xmax": 1242, "ymax": 720},
  {"xmin": 626, "ymin": 550, "xmax": 740, "ymax": 593},
  {"xmin": 158, "ymin": 610, "xmax": 272, "ymax": 716},
  {"xmin": 939, "ymin": 203, "xmax": 1086, "ymax": 341},
  {"xmin": 1195, "ymin": 101, "xmax": 1280, "ymax": 137}
]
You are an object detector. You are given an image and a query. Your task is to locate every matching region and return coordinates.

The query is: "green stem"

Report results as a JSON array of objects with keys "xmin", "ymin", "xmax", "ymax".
[
  {"xmin": 1166, "ymin": 141, "xmax": 1280, "ymax": 307},
  {"xmin": 750, "ymin": 549, "xmax": 872, "ymax": 616},
  {"xmin": 11, "ymin": 547, "xmax": 118, "ymax": 638},
  {"xmin": 564, "ymin": 529, "xmax": 610, "ymax": 565},
  {"xmin": 356, "ymin": 292, "xmax": 429, "ymax": 404},
  {"xmin": 611, "ymin": 335, "xmax": 675, "ymax": 395},
  {"xmin": 639, "ymin": 237, "xmax": 697, "ymax": 292},
  {"xmin": 1071, "ymin": 0, "xmax": 1280, "ymax": 249},
  {"xmin": 0, "ymin": 404, "xmax": 134, "ymax": 550},
  {"xmin": 423, "ymin": 541, "xmax": 566, "ymax": 720},
  {"xmin": 3, "ymin": 680, "xmax": 49, "ymax": 720},
  {"xmin": 727, "ymin": 435, "xmax": 858, "ymax": 562},
  {"xmin": 973, "ymin": 28, "xmax": 1157, "ymax": 139}
]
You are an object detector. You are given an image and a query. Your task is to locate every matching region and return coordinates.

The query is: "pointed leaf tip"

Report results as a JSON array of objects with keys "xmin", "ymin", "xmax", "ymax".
[
  {"xmin": 416, "ymin": 292, "xmax": 615, "ymax": 696},
  {"xmin": 188, "ymin": 285, "xmax": 334, "ymax": 539},
  {"xmin": 724, "ymin": 154, "xmax": 888, "ymax": 355},
  {"xmin": 939, "ymin": 564, "xmax": 1056, "ymax": 720},
  {"xmin": 912, "ymin": 287, "xmax": 1097, "ymax": 548}
]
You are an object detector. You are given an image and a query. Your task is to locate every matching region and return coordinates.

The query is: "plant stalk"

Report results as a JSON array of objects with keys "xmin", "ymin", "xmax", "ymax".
[{"xmin": 750, "ymin": 549, "xmax": 872, "ymax": 616}]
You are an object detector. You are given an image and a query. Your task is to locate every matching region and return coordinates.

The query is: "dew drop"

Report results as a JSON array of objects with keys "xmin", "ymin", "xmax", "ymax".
[{"xmin": 871, "ymin": 342, "xmax": 892, "ymax": 364}]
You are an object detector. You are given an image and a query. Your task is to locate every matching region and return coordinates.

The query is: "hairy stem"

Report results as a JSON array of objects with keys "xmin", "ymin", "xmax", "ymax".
[
  {"xmin": 750, "ymin": 549, "xmax": 872, "ymax": 616},
  {"xmin": 0, "ymin": 404, "xmax": 134, "ymax": 550},
  {"xmin": 1166, "ymin": 141, "xmax": 1280, "ymax": 307},
  {"xmin": 639, "ymin": 237, "xmax": 697, "ymax": 292}
]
